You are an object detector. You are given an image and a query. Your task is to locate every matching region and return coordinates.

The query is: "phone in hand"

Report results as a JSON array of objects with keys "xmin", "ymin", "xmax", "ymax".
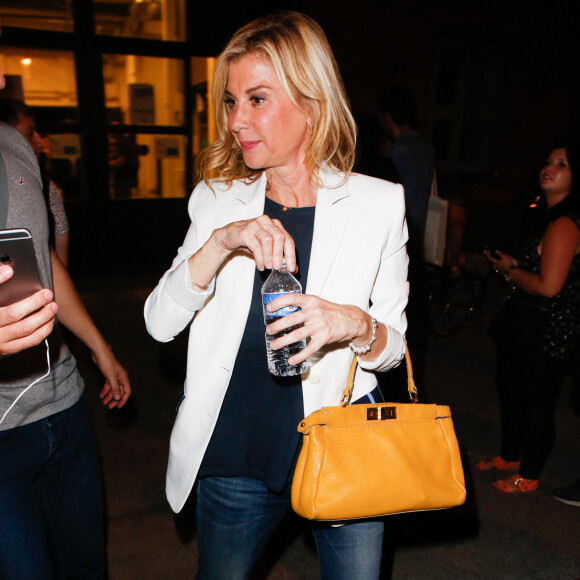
[
  {"xmin": 483, "ymin": 245, "xmax": 501, "ymax": 260},
  {"xmin": 0, "ymin": 229, "xmax": 43, "ymax": 307}
]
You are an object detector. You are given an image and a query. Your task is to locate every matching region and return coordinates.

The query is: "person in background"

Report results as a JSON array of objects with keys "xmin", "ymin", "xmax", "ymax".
[
  {"xmin": 0, "ymin": 60, "xmax": 131, "ymax": 578},
  {"xmin": 144, "ymin": 12, "xmax": 408, "ymax": 579},
  {"xmin": 0, "ymin": 97, "xmax": 70, "ymax": 267},
  {"xmin": 377, "ymin": 85, "xmax": 434, "ymax": 264},
  {"xmin": 553, "ymin": 474, "xmax": 580, "ymax": 506},
  {"xmin": 354, "ymin": 111, "xmax": 400, "ymax": 184},
  {"xmin": 108, "ymin": 132, "xmax": 139, "ymax": 199},
  {"xmin": 478, "ymin": 143, "xmax": 580, "ymax": 493},
  {"xmin": 377, "ymin": 86, "xmax": 434, "ymax": 357}
]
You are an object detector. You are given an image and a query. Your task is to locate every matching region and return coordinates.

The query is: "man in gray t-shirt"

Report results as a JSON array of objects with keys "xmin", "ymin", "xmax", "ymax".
[{"xmin": 0, "ymin": 62, "xmax": 131, "ymax": 578}]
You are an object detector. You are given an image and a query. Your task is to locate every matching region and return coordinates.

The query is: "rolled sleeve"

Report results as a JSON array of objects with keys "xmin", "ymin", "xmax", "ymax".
[
  {"xmin": 165, "ymin": 257, "xmax": 215, "ymax": 310},
  {"xmin": 359, "ymin": 183, "xmax": 409, "ymax": 372},
  {"xmin": 357, "ymin": 323, "xmax": 406, "ymax": 372}
]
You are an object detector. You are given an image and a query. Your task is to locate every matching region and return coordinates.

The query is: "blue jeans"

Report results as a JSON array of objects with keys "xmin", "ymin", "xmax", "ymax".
[
  {"xmin": 195, "ymin": 476, "xmax": 384, "ymax": 580},
  {"xmin": 0, "ymin": 395, "xmax": 105, "ymax": 579}
]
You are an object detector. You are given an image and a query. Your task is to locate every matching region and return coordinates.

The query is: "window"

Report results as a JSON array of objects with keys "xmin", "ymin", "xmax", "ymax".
[
  {"xmin": 0, "ymin": 0, "xmax": 74, "ymax": 33},
  {"xmin": 103, "ymin": 54, "xmax": 184, "ymax": 126},
  {"xmin": 103, "ymin": 53, "xmax": 187, "ymax": 198},
  {"xmin": 0, "ymin": 47, "xmax": 83, "ymax": 200},
  {"xmin": 107, "ymin": 132, "xmax": 186, "ymax": 198},
  {"xmin": 0, "ymin": 47, "xmax": 78, "ymax": 113},
  {"xmin": 93, "ymin": 0, "xmax": 186, "ymax": 41},
  {"xmin": 0, "ymin": 0, "xmax": 211, "ymax": 272},
  {"xmin": 191, "ymin": 56, "xmax": 216, "ymax": 159},
  {"xmin": 1, "ymin": 2, "xmax": 218, "ymax": 203}
]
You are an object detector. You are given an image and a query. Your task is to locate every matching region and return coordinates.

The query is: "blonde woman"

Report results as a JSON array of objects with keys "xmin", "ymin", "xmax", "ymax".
[{"xmin": 145, "ymin": 12, "xmax": 408, "ymax": 579}]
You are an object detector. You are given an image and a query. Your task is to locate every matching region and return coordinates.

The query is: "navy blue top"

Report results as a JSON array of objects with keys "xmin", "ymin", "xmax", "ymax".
[{"xmin": 198, "ymin": 198, "xmax": 315, "ymax": 491}]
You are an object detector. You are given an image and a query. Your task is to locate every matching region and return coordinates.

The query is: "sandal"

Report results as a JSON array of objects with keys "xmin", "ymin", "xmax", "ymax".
[
  {"xmin": 475, "ymin": 455, "xmax": 521, "ymax": 471},
  {"xmin": 491, "ymin": 474, "xmax": 539, "ymax": 493}
]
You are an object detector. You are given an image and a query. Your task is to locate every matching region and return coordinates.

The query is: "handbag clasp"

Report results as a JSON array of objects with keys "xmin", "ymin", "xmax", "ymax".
[{"xmin": 367, "ymin": 407, "xmax": 397, "ymax": 421}]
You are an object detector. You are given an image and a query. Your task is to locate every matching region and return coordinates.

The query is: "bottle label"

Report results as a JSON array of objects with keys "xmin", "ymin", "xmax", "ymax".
[{"xmin": 263, "ymin": 291, "xmax": 301, "ymax": 317}]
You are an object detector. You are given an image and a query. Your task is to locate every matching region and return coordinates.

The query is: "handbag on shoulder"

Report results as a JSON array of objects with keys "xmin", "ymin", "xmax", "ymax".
[{"xmin": 291, "ymin": 343, "xmax": 466, "ymax": 521}]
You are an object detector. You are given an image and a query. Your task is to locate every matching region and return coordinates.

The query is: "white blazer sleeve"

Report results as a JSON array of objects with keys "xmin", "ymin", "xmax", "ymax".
[
  {"xmin": 144, "ymin": 185, "xmax": 216, "ymax": 343},
  {"xmin": 359, "ymin": 182, "xmax": 408, "ymax": 372}
]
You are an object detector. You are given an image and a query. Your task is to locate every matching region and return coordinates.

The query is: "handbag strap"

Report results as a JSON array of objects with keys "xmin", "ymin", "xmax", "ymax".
[
  {"xmin": 404, "ymin": 343, "xmax": 419, "ymax": 403},
  {"xmin": 340, "ymin": 341, "xmax": 418, "ymax": 407},
  {"xmin": 340, "ymin": 356, "xmax": 360, "ymax": 406}
]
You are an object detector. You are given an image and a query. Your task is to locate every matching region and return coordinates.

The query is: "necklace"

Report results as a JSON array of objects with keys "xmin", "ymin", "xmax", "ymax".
[
  {"xmin": 266, "ymin": 182, "xmax": 292, "ymax": 211},
  {"xmin": 266, "ymin": 179, "xmax": 316, "ymax": 211},
  {"xmin": 268, "ymin": 196, "xmax": 291, "ymax": 211}
]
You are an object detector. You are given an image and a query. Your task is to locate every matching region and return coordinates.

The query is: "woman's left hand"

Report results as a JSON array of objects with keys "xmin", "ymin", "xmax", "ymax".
[{"xmin": 265, "ymin": 293, "xmax": 370, "ymax": 365}]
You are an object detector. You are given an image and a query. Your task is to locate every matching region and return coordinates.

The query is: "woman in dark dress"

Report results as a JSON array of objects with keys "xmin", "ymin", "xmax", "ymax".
[{"xmin": 478, "ymin": 143, "xmax": 580, "ymax": 492}]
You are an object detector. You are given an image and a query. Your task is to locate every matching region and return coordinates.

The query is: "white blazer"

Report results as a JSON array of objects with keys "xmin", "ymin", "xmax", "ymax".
[{"xmin": 144, "ymin": 168, "xmax": 409, "ymax": 512}]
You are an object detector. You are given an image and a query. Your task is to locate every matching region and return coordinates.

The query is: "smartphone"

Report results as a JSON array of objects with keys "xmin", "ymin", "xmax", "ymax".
[
  {"xmin": 0, "ymin": 229, "xmax": 43, "ymax": 307},
  {"xmin": 483, "ymin": 245, "xmax": 501, "ymax": 260}
]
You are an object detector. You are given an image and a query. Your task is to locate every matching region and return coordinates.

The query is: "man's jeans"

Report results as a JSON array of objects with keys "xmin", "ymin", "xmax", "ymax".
[
  {"xmin": 0, "ymin": 395, "xmax": 105, "ymax": 579},
  {"xmin": 195, "ymin": 476, "xmax": 384, "ymax": 580}
]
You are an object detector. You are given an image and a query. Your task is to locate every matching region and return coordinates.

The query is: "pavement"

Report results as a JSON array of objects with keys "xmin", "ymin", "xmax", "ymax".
[{"xmin": 69, "ymin": 265, "xmax": 580, "ymax": 580}]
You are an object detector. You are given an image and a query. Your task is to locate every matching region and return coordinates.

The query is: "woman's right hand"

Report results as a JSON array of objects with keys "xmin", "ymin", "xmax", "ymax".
[
  {"xmin": 213, "ymin": 215, "xmax": 297, "ymax": 273},
  {"xmin": 186, "ymin": 215, "xmax": 297, "ymax": 292}
]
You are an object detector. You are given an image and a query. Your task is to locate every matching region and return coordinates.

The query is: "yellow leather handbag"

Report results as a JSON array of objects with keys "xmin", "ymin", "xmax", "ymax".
[{"xmin": 291, "ymin": 344, "xmax": 466, "ymax": 521}]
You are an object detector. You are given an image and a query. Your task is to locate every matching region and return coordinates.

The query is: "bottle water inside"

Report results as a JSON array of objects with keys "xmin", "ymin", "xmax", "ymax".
[{"xmin": 261, "ymin": 263, "xmax": 308, "ymax": 376}]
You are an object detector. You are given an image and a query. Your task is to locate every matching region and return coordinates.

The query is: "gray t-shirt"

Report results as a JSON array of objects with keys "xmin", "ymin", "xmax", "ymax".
[{"xmin": 0, "ymin": 122, "xmax": 83, "ymax": 430}]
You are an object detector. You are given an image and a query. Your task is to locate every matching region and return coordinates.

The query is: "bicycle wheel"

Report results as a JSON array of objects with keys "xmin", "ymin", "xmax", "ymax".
[
  {"xmin": 427, "ymin": 270, "xmax": 471, "ymax": 337},
  {"xmin": 429, "ymin": 297, "xmax": 465, "ymax": 336}
]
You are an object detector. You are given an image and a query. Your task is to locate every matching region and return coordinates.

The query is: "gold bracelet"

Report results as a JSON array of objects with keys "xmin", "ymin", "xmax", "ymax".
[{"xmin": 190, "ymin": 278, "xmax": 210, "ymax": 290}]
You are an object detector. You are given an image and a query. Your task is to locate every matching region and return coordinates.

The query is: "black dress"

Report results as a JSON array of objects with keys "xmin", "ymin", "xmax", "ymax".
[{"xmin": 492, "ymin": 215, "xmax": 580, "ymax": 479}]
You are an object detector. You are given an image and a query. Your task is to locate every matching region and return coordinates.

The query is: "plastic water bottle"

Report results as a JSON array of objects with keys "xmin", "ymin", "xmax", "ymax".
[{"xmin": 261, "ymin": 262, "xmax": 308, "ymax": 376}]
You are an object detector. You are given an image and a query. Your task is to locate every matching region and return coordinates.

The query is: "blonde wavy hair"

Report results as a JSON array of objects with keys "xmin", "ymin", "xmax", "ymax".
[{"xmin": 196, "ymin": 11, "xmax": 357, "ymax": 187}]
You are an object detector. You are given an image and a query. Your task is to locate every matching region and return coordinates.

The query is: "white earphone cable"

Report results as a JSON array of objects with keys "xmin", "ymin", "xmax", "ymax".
[{"xmin": 0, "ymin": 339, "xmax": 51, "ymax": 426}]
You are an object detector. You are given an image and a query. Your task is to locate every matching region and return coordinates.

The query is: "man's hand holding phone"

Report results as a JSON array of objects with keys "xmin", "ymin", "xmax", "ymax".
[{"xmin": 0, "ymin": 265, "xmax": 58, "ymax": 357}]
